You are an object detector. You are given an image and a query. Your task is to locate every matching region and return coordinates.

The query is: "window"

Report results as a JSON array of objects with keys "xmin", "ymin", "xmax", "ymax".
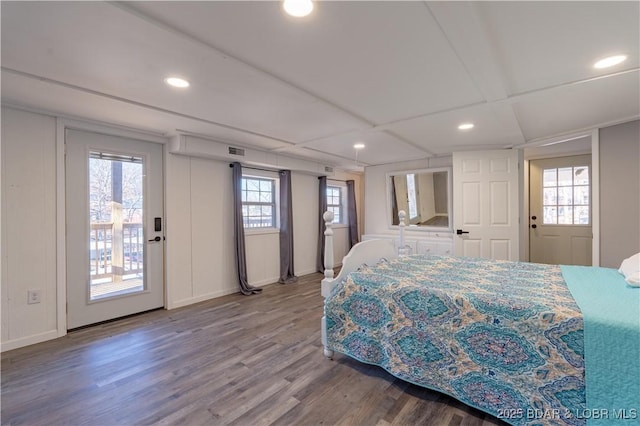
[
  {"xmin": 542, "ymin": 166, "xmax": 590, "ymax": 225},
  {"xmin": 242, "ymin": 176, "xmax": 276, "ymax": 228},
  {"xmin": 327, "ymin": 186, "xmax": 343, "ymax": 224}
]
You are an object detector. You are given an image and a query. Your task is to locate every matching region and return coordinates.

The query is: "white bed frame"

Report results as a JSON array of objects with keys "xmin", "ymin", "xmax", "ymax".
[{"xmin": 320, "ymin": 210, "xmax": 407, "ymax": 358}]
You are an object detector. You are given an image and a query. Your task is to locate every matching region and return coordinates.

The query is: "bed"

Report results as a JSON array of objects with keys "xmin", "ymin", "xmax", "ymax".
[{"xmin": 319, "ymin": 212, "xmax": 640, "ymax": 426}]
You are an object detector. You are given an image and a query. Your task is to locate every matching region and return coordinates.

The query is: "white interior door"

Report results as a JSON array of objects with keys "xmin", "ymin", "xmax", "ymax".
[
  {"xmin": 66, "ymin": 129, "xmax": 164, "ymax": 329},
  {"xmin": 529, "ymin": 155, "xmax": 592, "ymax": 265},
  {"xmin": 453, "ymin": 150, "xmax": 521, "ymax": 260}
]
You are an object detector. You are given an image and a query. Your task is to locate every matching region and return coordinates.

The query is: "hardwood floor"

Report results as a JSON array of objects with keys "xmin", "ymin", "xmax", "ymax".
[{"xmin": 1, "ymin": 272, "xmax": 506, "ymax": 426}]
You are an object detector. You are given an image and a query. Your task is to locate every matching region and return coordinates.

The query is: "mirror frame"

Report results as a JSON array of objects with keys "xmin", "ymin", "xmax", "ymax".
[{"xmin": 386, "ymin": 167, "xmax": 453, "ymax": 232}]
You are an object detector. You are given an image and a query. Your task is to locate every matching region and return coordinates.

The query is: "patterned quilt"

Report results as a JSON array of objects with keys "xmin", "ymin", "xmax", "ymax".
[{"xmin": 325, "ymin": 254, "xmax": 586, "ymax": 426}]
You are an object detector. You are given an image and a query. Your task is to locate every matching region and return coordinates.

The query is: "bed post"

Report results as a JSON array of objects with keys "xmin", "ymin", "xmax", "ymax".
[
  {"xmin": 398, "ymin": 210, "xmax": 410, "ymax": 256},
  {"xmin": 322, "ymin": 211, "xmax": 335, "ymax": 282},
  {"xmin": 321, "ymin": 211, "xmax": 335, "ymax": 359}
]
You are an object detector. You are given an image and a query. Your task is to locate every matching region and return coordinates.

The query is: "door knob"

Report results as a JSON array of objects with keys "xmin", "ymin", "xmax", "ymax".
[
  {"xmin": 148, "ymin": 236, "xmax": 162, "ymax": 242},
  {"xmin": 531, "ymin": 224, "xmax": 537, "ymax": 229},
  {"xmin": 531, "ymin": 215, "xmax": 537, "ymax": 220}
]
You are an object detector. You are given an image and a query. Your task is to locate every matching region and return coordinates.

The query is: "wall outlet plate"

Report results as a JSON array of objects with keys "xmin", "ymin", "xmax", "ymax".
[{"xmin": 27, "ymin": 289, "xmax": 42, "ymax": 304}]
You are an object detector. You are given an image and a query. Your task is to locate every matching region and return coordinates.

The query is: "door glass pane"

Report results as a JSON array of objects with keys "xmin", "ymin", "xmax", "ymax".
[
  {"xmin": 543, "ymin": 187, "xmax": 557, "ymax": 205},
  {"xmin": 558, "ymin": 206, "xmax": 573, "ymax": 224},
  {"xmin": 543, "ymin": 169, "xmax": 557, "ymax": 187},
  {"xmin": 544, "ymin": 206, "xmax": 557, "ymax": 224},
  {"xmin": 574, "ymin": 206, "xmax": 589, "ymax": 225},
  {"xmin": 557, "ymin": 187, "xmax": 573, "ymax": 205},
  {"xmin": 558, "ymin": 167, "xmax": 573, "ymax": 186},
  {"xmin": 574, "ymin": 186, "xmax": 589, "ymax": 205},
  {"xmin": 89, "ymin": 153, "xmax": 144, "ymax": 301},
  {"xmin": 574, "ymin": 167, "xmax": 589, "ymax": 185}
]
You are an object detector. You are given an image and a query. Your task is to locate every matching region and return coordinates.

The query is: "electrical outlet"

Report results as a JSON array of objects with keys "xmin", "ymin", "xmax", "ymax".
[{"xmin": 27, "ymin": 289, "xmax": 42, "ymax": 304}]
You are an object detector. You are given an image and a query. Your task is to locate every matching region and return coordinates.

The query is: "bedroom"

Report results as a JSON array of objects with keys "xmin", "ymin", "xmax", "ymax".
[{"xmin": 1, "ymin": 1, "xmax": 639, "ymax": 424}]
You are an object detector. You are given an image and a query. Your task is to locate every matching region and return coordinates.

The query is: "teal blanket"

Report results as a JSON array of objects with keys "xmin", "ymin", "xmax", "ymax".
[{"xmin": 561, "ymin": 266, "xmax": 640, "ymax": 425}]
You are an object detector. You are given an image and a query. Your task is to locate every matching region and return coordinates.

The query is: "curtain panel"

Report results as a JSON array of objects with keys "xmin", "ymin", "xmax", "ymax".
[
  {"xmin": 278, "ymin": 170, "xmax": 297, "ymax": 284},
  {"xmin": 231, "ymin": 162, "xmax": 262, "ymax": 295},
  {"xmin": 316, "ymin": 176, "xmax": 328, "ymax": 273},
  {"xmin": 347, "ymin": 180, "xmax": 359, "ymax": 249}
]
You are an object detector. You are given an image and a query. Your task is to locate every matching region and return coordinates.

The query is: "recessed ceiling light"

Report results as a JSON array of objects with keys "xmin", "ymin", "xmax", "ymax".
[
  {"xmin": 593, "ymin": 55, "xmax": 627, "ymax": 69},
  {"xmin": 165, "ymin": 77, "xmax": 190, "ymax": 88},
  {"xmin": 353, "ymin": 143, "xmax": 365, "ymax": 149},
  {"xmin": 283, "ymin": 0, "xmax": 313, "ymax": 17},
  {"xmin": 458, "ymin": 123, "xmax": 474, "ymax": 130}
]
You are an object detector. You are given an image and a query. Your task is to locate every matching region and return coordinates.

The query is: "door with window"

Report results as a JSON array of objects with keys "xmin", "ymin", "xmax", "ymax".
[
  {"xmin": 66, "ymin": 129, "xmax": 164, "ymax": 329},
  {"xmin": 529, "ymin": 155, "xmax": 592, "ymax": 265}
]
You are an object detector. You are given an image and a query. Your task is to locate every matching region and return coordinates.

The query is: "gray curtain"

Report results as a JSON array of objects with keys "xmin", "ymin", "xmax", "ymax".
[
  {"xmin": 231, "ymin": 162, "xmax": 262, "ymax": 295},
  {"xmin": 347, "ymin": 180, "xmax": 359, "ymax": 249},
  {"xmin": 316, "ymin": 176, "xmax": 328, "ymax": 273},
  {"xmin": 278, "ymin": 170, "xmax": 297, "ymax": 284}
]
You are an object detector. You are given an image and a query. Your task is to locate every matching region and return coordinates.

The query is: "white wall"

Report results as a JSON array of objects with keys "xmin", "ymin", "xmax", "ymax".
[
  {"xmin": 1, "ymin": 106, "xmax": 362, "ymax": 350},
  {"xmin": 599, "ymin": 120, "xmax": 640, "ymax": 268},
  {"xmin": 1, "ymin": 107, "xmax": 59, "ymax": 350},
  {"xmin": 165, "ymin": 151, "xmax": 361, "ymax": 308},
  {"xmin": 364, "ymin": 156, "xmax": 453, "ymax": 237}
]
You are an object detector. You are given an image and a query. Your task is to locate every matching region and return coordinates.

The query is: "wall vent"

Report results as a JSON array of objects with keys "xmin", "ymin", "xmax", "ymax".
[
  {"xmin": 324, "ymin": 166, "xmax": 334, "ymax": 173},
  {"xmin": 228, "ymin": 146, "xmax": 245, "ymax": 156}
]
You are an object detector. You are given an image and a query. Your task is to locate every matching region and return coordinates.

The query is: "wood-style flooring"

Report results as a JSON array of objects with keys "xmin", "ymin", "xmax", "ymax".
[{"xmin": 1, "ymin": 272, "xmax": 506, "ymax": 426}]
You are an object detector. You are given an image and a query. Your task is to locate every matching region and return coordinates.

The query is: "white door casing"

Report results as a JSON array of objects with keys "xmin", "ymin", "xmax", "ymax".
[
  {"xmin": 529, "ymin": 155, "xmax": 592, "ymax": 266},
  {"xmin": 453, "ymin": 150, "xmax": 521, "ymax": 260},
  {"xmin": 66, "ymin": 129, "xmax": 164, "ymax": 329}
]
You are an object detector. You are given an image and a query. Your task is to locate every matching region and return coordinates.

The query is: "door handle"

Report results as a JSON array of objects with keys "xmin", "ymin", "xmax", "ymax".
[
  {"xmin": 148, "ymin": 236, "xmax": 162, "ymax": 242},
  {"xmin": 456, "ymin": 229, "xmax": 470, "ymax": 235}
]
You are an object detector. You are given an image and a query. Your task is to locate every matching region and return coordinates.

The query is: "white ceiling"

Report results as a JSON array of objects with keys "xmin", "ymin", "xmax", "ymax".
[{"xmin": 1, "ymin": 1, "xmax": 638, "ymax": 169}]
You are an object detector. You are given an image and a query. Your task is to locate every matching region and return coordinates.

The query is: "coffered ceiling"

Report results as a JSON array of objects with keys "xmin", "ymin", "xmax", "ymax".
[{"xmin": 2, "ymin": 1, "xmax": 638, "ymax": 169}]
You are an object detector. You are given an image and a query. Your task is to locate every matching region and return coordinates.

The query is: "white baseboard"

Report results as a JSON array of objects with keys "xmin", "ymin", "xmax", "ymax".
[
  {"xmin": 248, "ymin": 276, "xmax": 280, "ymax": 287},
  {"xmin": 1, "ymin": 329, "xmax": 61, "ymax": 352},
  {"xmin": 167, "ymin": 287, "xmax": 239, "ymax": 309}
]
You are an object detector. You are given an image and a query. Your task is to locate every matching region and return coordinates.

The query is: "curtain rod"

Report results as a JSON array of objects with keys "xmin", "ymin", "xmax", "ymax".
[
  {"xmin": 319, "ymin": 176, "xmax": 349, "ymax": 183},
  {"xmin": 229, "ymin": 165, "xmax": 350, "ymax": 180},
  {"xmin": 229, "ymin": 163, "xmax": 279, "ymax": 173}
]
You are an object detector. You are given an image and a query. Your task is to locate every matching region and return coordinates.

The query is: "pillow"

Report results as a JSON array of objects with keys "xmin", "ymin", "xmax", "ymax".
[{"xmin": 619, "ymin": 253, "xmax": 640, "ymax": 287}]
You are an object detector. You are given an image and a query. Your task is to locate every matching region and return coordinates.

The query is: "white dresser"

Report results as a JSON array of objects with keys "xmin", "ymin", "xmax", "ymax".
[{"xmin": 362, "ymin": 232, "xmax": 453, "ymax": 256}]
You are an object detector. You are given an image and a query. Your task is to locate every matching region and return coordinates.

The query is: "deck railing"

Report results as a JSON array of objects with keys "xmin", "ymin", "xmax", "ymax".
[{"xmin": 90, "ymin": 222, "xmax": 144, "ymax": 281}]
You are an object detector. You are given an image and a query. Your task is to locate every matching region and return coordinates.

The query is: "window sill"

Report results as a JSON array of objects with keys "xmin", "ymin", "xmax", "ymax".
[{"xmin": 244, "ymin": 227, "xmax": 280, "ymax": 236}]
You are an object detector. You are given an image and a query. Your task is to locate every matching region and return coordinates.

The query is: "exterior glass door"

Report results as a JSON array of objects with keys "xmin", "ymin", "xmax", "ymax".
[{"xmin": 66, "ymin": 129, "xmax": 164, "ymax": 329}]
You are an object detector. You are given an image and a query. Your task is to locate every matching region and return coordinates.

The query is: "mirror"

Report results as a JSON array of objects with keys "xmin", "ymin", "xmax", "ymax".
[{"xmin": 387, "ymin": 167, "xmax": 452, "ymax": 231}]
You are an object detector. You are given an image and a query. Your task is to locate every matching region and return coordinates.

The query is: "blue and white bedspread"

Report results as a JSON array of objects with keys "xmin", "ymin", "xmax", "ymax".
[{"xmin": 325, "ymin": 254, "xmax": 588, "ymax": 426}]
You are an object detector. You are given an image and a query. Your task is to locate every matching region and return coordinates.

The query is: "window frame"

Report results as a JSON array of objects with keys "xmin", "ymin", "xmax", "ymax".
[
  {"xmin": 241, "ymin": 172, "xmax": 279, "ymax": 232},
  {"xmin": 327, "ymin": 183, "xmax": 348, "ymax": 226}
]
